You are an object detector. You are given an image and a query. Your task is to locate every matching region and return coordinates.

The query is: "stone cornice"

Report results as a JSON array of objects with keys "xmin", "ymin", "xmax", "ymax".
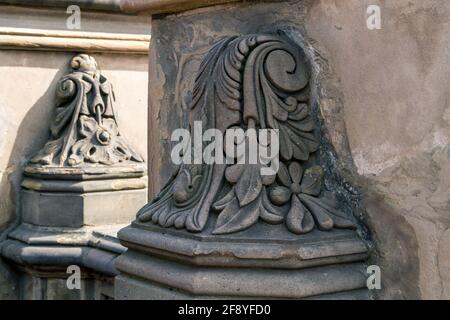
[
  {"xmin": 0, "ymin": 0, "xmax": 123, "ymax": 13},
  {"xmin": 0, "ymin": 0, "xmax": 246, "ymax": 15},
  {"xmin": 0, "ymin": 27, "xmax": 150, "ymax": 54},
  {"xmin": 120, "ymin": 0, "xmax": 241, "ymax": 15}
]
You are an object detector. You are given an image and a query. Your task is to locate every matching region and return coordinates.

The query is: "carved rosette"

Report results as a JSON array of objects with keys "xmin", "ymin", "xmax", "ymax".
[
  {"xmin": 137, "ymin": 32, "xmax": 357, "ymax": 235},
  {"xmin": 30, "ymin": 54, "xmax": 143, "ymax": 167}
]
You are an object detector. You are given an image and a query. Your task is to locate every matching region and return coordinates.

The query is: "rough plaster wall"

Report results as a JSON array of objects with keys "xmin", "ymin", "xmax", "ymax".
[
  {"xmin": 148, "ymin": 0, "xmax": 449, "ymax": 299},
  {"xmin": 0, "ymin": 50, "xmax": 148, "ymax": 298},
  {"xmin": 303, "ymin": 0, "xmax": 450, "ymax": 299}
]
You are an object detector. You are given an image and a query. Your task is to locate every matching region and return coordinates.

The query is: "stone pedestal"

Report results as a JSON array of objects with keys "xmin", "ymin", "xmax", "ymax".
[
  {"xmin": 21, "ymin": 165, "xmax": 147, "ymax": 228},
  {"xmin": 0, "ymin": 53, "xmax": 147, "ymax": 299},
  {"xmin": 115, "ymin": 0, "xmax": 372, "ymax": 300},
  {"xmin": 2, "ymin": 224, "xmax": 126, "ymax": 300},
  {"xmin": 116, "ymin": 222, "xmax": 369, "ymax": 299}
]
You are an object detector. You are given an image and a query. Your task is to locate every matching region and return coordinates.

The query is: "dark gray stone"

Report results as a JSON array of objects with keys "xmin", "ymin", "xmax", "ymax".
[
  {"xmin": 0, "ymin": 258, "xmax": 18, "ymax": 300},
  {"xmin": 137, "ymin": 32, "xmax": 358, "ymax": 236},
  {"xmin": 21, "ymin": 188, "xmax": 147, "ymax": 227},
  {"xmin": 115, "ymin": 256, "xmax": 368, "ymax": 299},
  {"xmin": 1, "ymin": 224, "xmax": 126, "ymax": 276},
  {"xmin": 118, "ymin": 223, "xmax": 368, "ymax": 269},
  {"xmin": 0, "ymin": 224, "xmax": 125, "ymax": 299},
  {"xmin": 115, "ymin": 3, "xmax": 373, "ymax": 299}
]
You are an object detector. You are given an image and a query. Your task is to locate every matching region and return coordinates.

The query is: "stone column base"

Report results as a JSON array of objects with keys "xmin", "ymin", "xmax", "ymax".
[
  {"xmin": 115, "ymin": 222, "xmax": 371, "ymax": 299},
  {"xmin": 1, "ymin": 224, "xmax": 126, "ymax": 300}
]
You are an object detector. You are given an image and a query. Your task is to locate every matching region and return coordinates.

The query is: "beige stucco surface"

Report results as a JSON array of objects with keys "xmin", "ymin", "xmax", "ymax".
[{"xmin": 303, "ymin": 0, "xmax": 450, "ymax": 299}]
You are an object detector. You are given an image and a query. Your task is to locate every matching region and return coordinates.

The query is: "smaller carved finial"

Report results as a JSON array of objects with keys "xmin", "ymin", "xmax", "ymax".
[
  {"xmin": 30, "ymin": 54, "xmax": 143, "ymax": 167},
  {"xmin": 70, "ymin": 54, "xmax": 98, "ymax": 73}
]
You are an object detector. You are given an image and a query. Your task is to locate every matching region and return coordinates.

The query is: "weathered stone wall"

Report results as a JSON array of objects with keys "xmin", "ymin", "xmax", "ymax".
[
  {"xmin": 147, "ymin": 0, "xmax": 449, "ymax": 299},
  {"xmin": 304, "ymin": 0, "xmax": 450, "ymax": 300},
  {"xmin": 0, "ymin": 5, "xmax": 150, "ymax": 299}
]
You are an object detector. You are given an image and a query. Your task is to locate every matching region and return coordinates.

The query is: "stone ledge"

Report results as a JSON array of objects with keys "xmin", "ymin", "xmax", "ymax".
[
  {"xmin": 115, "ymin": 252, "xmax": 368, "ymax": 299},
  {"xmin": 22, "ymin": 176, "xmax": 148, "ymax": 193},
  {"xmin": 120, "ymin": 0, "xmax": 242, "ymax": 14},
  {"xmin": 24, "ymin": 163, "xmax": 147, "ymax": 180},
  {"xmin": 7, "ymin": 223, "xmax": 127, "ymax": 253},
  {"xmin": 2, "ymin": 241, "xmax": 119, "ymax": 276},
  {"xmin": 0, "ymin": 224, "xmax": 127, "ymax": 276},
  {"xmin": 119, "ymin": 222, "xmax": 370, "ymax": 269},
  {"xmin": 0, "ymin": 27, "xmax": 150, "ymax": 54},
  {"xmin": 115, "ymin": 275, "xmax": 371, "ymax": 299},
  {"xmin": 0, "ymin": 0, "xmax": 123, "ymax": 13}
]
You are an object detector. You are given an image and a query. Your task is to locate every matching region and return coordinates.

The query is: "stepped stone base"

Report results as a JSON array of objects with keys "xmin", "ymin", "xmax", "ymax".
[
  {"xmin": 1, "ymin": 224, "xmax": 127, "ymax": 300},
  {"xmin": 21, "ymin": 165, "xmax": 148, "ymax": 228},
  {"xmin": 1, "ymin": 165, "xmax": 148, "ymax": 299},
  {"xmin": 115, "ymin": 221, "xmax": 371, "ymax": 299}
]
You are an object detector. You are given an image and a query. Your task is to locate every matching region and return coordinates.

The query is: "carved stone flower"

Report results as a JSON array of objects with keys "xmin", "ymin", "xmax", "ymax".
[
  {"xmin": 269, "ymin": 162, "xmax": 355, "ymax": 234},
  {"xmin": 68, "ymin": 115, "xmax": 137, "ymax": 166},
  {"xmin": 211, "ymin": 162, "xmax": 283, "ymax": 235}
]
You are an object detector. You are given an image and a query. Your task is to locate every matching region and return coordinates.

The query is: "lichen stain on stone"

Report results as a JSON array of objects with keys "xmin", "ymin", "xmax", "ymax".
[{"xmin": 111, "ymin": 179, "xmax": 147, "ymax": 191}]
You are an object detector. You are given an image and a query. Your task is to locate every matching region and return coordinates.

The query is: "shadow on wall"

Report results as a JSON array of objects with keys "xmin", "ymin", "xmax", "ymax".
[{"xmin": 0, "ymin": 53, "xmax": 70, "ymax": 299}]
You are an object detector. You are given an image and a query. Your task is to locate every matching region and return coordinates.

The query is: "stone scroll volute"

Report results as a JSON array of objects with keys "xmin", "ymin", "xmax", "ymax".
[{"xmin": 137, "ymin": 32, "xmax": 357, "ymax": 235}]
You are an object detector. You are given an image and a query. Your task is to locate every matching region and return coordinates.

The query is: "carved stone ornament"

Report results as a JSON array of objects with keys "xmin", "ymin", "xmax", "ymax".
[
  {"xmin": 30, "ymin": 54, "xmax": 143, "ymax": 168},
  {"xmin": 18, "ymin": 53, "xmax": 147, "ymax": 229},
  {"xmin": 136, "ymin": 32, "xmax": 357, "ymax": 235}
]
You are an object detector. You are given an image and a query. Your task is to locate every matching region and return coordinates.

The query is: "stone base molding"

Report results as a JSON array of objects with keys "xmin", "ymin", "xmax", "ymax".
[
  {"xmin": 116, "ymin": 223, "xmax": 370, "ymax": 299},
  {"xmin": 1, "ymin": 224, "xmax": 124, "ymax": 299},
  {"xmin": 0, "ymin": 3, "xmax": 151, "ymax": 54},
  {"xmin": 0, "ymin": 0, "xmax": 123, "ymax": 12},
  {"xmin": 120, "ymin": 0, "xmax": 241, "ymax": 14},
  {"xmin": 0, "ymin": 28, "xmax": 150, "ymax": 54}
]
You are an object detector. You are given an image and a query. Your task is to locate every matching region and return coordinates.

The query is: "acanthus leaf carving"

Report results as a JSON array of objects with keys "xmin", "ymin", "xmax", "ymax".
[
  {"xmin": 30, "ymin": 54, "xmax": 143, "ymax": 168},
  {"xmin": 137, "ymin": 31, "xmax": 357, "ymax": 236}
]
